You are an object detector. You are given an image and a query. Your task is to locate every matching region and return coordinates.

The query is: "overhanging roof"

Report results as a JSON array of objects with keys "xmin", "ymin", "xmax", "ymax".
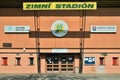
[{"xmin": 0, "ymin": 0, "xmax": 120, "ymax": 8}]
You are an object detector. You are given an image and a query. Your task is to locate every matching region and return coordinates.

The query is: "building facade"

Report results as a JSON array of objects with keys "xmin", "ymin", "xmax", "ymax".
[{"xmin": 0, "ymin": 1, "xmax": 120, "ymax": 74}]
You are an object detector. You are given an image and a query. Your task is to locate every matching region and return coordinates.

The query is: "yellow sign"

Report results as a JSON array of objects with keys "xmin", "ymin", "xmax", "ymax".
[{"xmin": 23, "ymin": 2, "xmax": 97, "ymax": 10}]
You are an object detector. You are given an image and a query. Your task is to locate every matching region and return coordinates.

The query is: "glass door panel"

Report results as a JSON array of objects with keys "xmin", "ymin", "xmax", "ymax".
[
  {"xmin": 53, "ymin": 56, "xmax": 59, "ymax": 64},
  {"xmin": 46, "ymin": 54, "xmax": 74, "ymax": 73},
  {"xmin": 46, "ymin": 57, "xmax": 52, "ymax": 64},
  {"xmin": 61, "ymin": 57, "xmax": 67, "ymax": 64},
  {"xmin": 68, "ymin": 56, "xmax": 74, "ymax": 64}
]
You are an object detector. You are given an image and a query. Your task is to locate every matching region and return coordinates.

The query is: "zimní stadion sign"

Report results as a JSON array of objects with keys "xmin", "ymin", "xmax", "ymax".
[{"xmin": 23, "ymin": 2, "xmax": 97, "ymax": 10}]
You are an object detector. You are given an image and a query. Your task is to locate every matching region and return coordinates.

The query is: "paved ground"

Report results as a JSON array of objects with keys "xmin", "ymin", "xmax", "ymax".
[{"xmin": 0, "ymin": 73, "xmax": 119, "ymax": 80}]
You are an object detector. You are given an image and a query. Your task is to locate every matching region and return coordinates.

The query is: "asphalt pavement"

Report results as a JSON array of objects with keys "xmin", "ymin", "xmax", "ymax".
[{"xmin": 0, "ymin": 73, "xmax": 119, "ymax": 80}]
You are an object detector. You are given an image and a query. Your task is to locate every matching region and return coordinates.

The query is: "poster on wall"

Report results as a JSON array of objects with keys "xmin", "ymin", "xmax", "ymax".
[{"xmin": 84, "ymin": 57, "xmax": 95, "ymax": 65}]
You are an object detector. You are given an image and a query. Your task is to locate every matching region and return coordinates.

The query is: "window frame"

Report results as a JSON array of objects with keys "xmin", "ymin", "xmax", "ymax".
[
  {"xmin": 2, "ymin": 57, "xmax": 8, "ymax": 66},
  {"xmin": 29, "ymin": 57, "xmax": 34, "ymax": 66},
  {"xmin": 15, "ymin": 57, "xmax": 21, "ymax": 66},
  {"xmin": 112, "ymin": 57, "xmax": 119, "ymax": 66},
  {"xmin": 99, "ymin": 57, "xmax": 105, "ymax": 65}
]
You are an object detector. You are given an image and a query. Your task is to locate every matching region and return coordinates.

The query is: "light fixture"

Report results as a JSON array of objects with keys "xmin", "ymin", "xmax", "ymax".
[{"xmin": 23, "ymin": 48, "xmax": 26, "ymax": 52}]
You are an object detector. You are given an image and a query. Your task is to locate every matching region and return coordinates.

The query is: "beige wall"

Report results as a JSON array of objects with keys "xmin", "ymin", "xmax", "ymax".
[
  {"xmin": 85, "ymin": 8, "xmax": 120, "ymax": 48},
  {"xmin": 1, "ymin": 8, "xmax": 120, "ymax": 49},
  {"xmin": 40, "ymin": 54, "xmax": 46, "ymax": 73},
  {"xmin": 39, "ymin": 16, "xmax": 82, "ymax": 49},
  {"xmin": 83, "ymin": 8, "xmax": 120, "ymax": 74},
  {"xmin": 0, "ymin": 17, "xmax": 36, "ymax": 48},
  {"xmin": 83, "ymin": 53, "xmax": 120, "ymax": 74},
  {"xmin": 0, "ymin": 8, "xmax": 120, "ymax": 74},
  {"xmin": 0, "ymin": 53, "xmax": 37, "ymax": 73}
]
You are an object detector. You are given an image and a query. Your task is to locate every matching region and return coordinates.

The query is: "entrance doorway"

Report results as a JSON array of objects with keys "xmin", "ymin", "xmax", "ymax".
[{"xmin": 46, "ymin": 54, "xmax": 74, "ymax": 73}]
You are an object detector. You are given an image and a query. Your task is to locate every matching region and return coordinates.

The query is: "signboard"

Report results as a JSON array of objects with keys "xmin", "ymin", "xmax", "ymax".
[
  {"xmin": 91, "ymin": 25, "xmax": 117, "ymax": 32},
  {"xmin": 23, "ymin": 2, "xmax": 97, "ymax": 10},
  {"xmin": 52, "ymin": 49, "xmax": 68, "ymax": 53},
  {"xmin": 4, "ymin": 26, "xmax": 30, "ymax": 33},
  {"xmin": 3, "ymin": 43, "xmax": 12, "ymax": 48},
  {"xmin": 51, "ymin": 20, "xmax": 68, "ymax": 37},
  {"xmin": 84, "ymin": 57, "xmax": 95, "ymax": 65},
  {"xmin": 101, "ymin": 53, "xmax": 108, "ymax": 56}
]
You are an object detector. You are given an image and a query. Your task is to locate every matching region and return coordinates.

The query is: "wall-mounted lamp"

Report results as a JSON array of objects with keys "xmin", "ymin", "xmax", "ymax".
[{"xmin": 23, "ymin": 48, "xmax": 26, "ymax": 52}]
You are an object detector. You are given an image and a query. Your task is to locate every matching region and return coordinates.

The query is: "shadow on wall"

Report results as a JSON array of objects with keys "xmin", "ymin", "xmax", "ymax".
[
  {"xmin": 29, "ymin": 31, "xmax": 91, "ymax": 38},
  {"xmin": 0, "ymin": 8, "xmax": 120, "ymax": 16},
  {"xmin": 29, "ymin": 31, "xmax": 116, "ymax": 38}
]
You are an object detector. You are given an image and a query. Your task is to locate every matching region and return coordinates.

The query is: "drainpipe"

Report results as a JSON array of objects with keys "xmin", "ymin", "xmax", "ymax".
[
  {"xmin": 80, "ymin": 10, "xmax": 86, "ymax": 73},
  {"xmin": 34, "ymin": 10, "xmax": 40, "ymax": 73}
]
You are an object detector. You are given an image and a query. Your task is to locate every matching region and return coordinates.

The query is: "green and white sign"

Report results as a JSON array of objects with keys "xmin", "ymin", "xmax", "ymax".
[
  {"xmin": 23, "ymin": 2, "xmax": 97, "ymax": 10},
  {"xmin": 91, "ymin": 25, "xmax": 117, "ymax": 32},
  {"xmin": 51, "ymin": 20, "xmax": 68, "ymax": 37},
  {"xmin": 4, "ymin": 26, "xmax": 30, "ymax": 33}
]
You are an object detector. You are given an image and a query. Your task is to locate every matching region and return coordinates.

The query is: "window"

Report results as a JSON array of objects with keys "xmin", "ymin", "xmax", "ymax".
[
  {"xmin": 61, "ymin": 57, "xmax": 67, "ymax": 64},
  {"xmin": 99, "ymin": 57, "xmax": 105, "ymax": 65},
  {"xmin": 2, "ymin": 57, "xmax": 8, "ymax": 65},
  {"xmin": 16, "ymin": 57, "xmax": 21, "ymax": 66},
  {"xmin": 113, "ymin": 57, "xmax": 119, "ymax": 65},
  {"xmin": 53, "ymin": 57, "xmax": 59, "ymax": 64},
  {"xmin": 68, "ymin": 56, "xmax": 74, "ymax": 64},
  {"xmin": 46, "ymin": 57, "xmax": 52, "ymax": 64},
  {"xmin": 29, "ymin": 58, "xmax": 34, "ymax": 65}
]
